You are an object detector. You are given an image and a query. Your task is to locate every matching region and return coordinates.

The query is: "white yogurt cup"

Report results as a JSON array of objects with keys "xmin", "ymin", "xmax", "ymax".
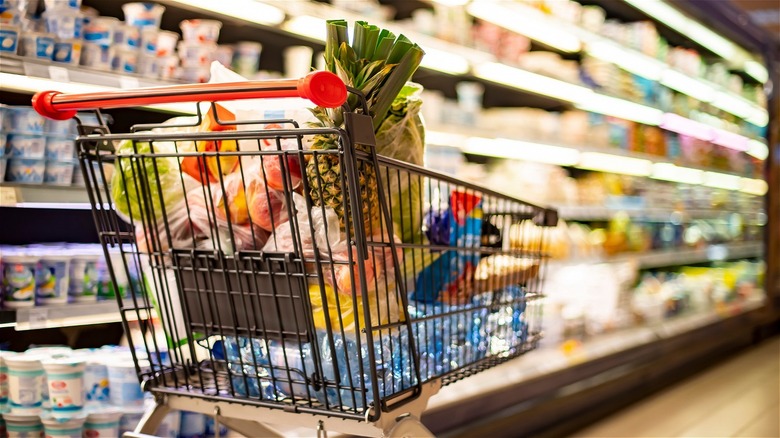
[
  {"xmin": 81, "ymin": 358, "xmax": 109, "ymax": 404},
  {"xmin": 156, "ymin": 55, "xmax": 179, "ymax": 80},
  {"xmin": 112, "ymin": 47, "xmax": 139, "ymax": 74},
  {"xmin": 118, "ymin": 409, "xmax": 145, "ymax": 436},
  {"xmin": 80, "ymin": 42, "xmax": 113, "ymax": 71},
  {"xmin": 213, "ymin": 44, "xmax": 234, "ymax": 68},
  {"xmin": 2, "ymin": 412, "xmax": 44, "ymax": 438},
  {"xmin": 18, "ymin": 32, "xmax": 55, "ymax": 59},
  {"xmin": 180, "ymin": 19, "xmax": 221, "ymax": 43},
  {"xmin": 42, "ymin": 359, "xmax": 85, "ymax": 413},
  {"xmin": 4, "ymin": 355, "xmax": 45, "ymax": 414},
  {"xmin": 233, "ymin": 41, "xmax": 261, "ymax": 78},
  {"xmin": 122, "ymin": 2, "xmax": 165, "ymax": 29},
  {"xmin": 105, "ymin": 359, "xmax": 148, "ymax": 408},
  {"xmin": 41, "ymin": 414, "xmax": 85, "ymax": 438},
  {"xmin": 155, "ymin": 30, "xmax": 178, "ymax": 57},
  {"xmin": 0, "ymin": 351, "xmax": 18, "ymax": 410},
  {"xmin": 68, "ymin": 252, "xmax": 99, "ymax": 302},
  {"xmin": 84, "ymin": 408, "xmax": 122, "ymax": 438},
  {"xmin": 177, "ymin": 41, "xmax": 215, "ymax": 67},
  {"xmin": 82, "ymin": 16, "xmax": 117, "ymax": 46}
]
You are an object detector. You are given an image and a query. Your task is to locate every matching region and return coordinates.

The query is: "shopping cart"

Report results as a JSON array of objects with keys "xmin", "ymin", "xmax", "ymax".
[{"xmin": 33, "ymin": 72, "xmax": 557, "ymax": 437}]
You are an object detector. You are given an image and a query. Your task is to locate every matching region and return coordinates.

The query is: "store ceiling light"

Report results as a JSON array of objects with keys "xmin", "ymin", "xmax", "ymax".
[
  {"xmin": 624, "ymin": 0, "xmax": 736, "ymax": 60},
  {"xmin": 660, "ymin": 69, "xmax": 715, "ymax": 103},
  {"xmin": 419, "ymin": 46, "xmax": 470, "ymax": 74},
  {"xmin": 474, "ymin": 62, "xmax": 593, "ymax": 103},
  {"xmin": 463, "ymin": 137, "xmax": 580, "ymax": 166},
  {"xmin": 467, "ymin": 1, "xmax": 581, "ymax": 53},
  {"xmin": 283, "ymin": 15, "xmax": 327, "ymax": 42},
  {"xmin": 577, "ymin": 152, "xmax": 652, "ymax": 176},
  {"xmin": 586, "ymin": 40, "xmax": 664, "ymax": 81},
  {"xmin": 741, "ymin": 178, "xmax": 768, "ymax": 196},
  {"xmin": 575, "ymin": 95, "xmax": 664, "ymax": 126},
  {"xmin": 745, "ymin": 107, "xmax": 769, "ymax": 128},
  {"xmin": 744, "ymin": 60, "xmax": 769, "ymax": 84},
  {"xmin": 167, "ymin": 0, "xmax": 285, "ymax": 26},
  {"xmin": 651, "ymin": 163, "xmax": 704, "ymax": 185},
  {"xmin": 746, "ymin": 140, "xmax": 769, "ymax": 160},
  {"xmin": 703, "ymin": 171, "xmax": 741, "ymax": 190}
]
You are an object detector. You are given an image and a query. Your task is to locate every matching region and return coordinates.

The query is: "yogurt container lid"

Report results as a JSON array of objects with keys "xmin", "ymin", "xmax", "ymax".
[
  {"xmin": 3, "ymin": 355, "xmax": 45, "ymax": 370},
  {"xmin": 41, "ymin": 413, "xmax": 87, "ymax": 428},
  {"xmin": 42, "ymin": 357, "xmax": 86, "ymax": 371},
  {"xmin": 0, "ymin": 350, "xmax": 19, "ymax": 362},
  {"xmin": 1, "ymin": 412, "xmax": 43, "ymax": 424},
  {"xmin": 26, "ymin": 346, "xmax": 73, "ymax": 358}
]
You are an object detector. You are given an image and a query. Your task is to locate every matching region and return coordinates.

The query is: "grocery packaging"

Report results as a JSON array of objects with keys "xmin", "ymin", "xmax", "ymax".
[
  {"xmin": 41, "ymin": 413, "xmax": 86, "ymax": 438},
  {"xmin": 6, "ymin": 157, "xmax": 45, "ymax": 183},
  {"xmin": 5, "ymin": 355, "xmax": 45, "ymax": 413},
  {"xmin": 180, "ymin": 19, "xmax": 221, "ymax": 43},
  {"xmin": 82, "ymin": 16, "xmax": 117, "ymax": 45},
  {"xmin": 52, "ymin": 39, "xmax": 81, "ymax": 65},
  {"xmin": 2, "ymin": 251, "xmax": 37, "ymax": 308},
  {"xmin": 7, "ymin": 106, "xmax": 45, "ymax": 134},
  {"xmin": 18, "ymin": 32, "xmax": 54, "ymax": 59},
  {"xmin": 122, "ymin": 2, "xmax": 164, "ymax": 29},
  {"xmin": 43, "ymin": 160, "xmax": 75, "ymax": 184},
  {"xmin": 0, "ymin": 25, "xmax": 19, "ymax": 53},
  {"xmin": 42, "ymin": 359, "xmax": 85, "ymax": 412},
  {"xmin": 7, "ymin": 133, "xmax": 46, "ymax": 158},
  {"xmin": 413, "ymin": 190, "xmax": 483, "ymax": 303}
]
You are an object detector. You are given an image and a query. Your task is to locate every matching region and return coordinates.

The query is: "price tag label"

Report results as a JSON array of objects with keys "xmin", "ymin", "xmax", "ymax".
[
  {"xmin": 48, "ymin": 66, "xmax": 70, "ymax": 83},
  {"xmin": 0, "ymin": 186, "xmax": 18, "ymax": 206},
  {"xmin": 28, "ymin": 308, "xmax": 49, "ymax": 329},
  {"xmin": 119, "ymin": 76, "xmax": 140, "ymax": 89}
]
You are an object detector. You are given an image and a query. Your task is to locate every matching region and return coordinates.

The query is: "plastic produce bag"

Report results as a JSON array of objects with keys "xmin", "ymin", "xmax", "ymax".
[
  {"xmin": 374, "ymin": 83, "xmax": 426, "ymax": 244},
  {"xmin": 111, "ymin": 139, "xmax": 197, "ymax": 224}
]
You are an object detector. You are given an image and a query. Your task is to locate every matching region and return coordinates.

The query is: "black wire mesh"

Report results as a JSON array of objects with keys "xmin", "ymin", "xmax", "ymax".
[{"xmin": 77, "ymin": 104, "xmax": 556, "ymax": 419}]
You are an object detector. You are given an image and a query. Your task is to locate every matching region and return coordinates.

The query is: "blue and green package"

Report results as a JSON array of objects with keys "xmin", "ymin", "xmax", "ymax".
[{"xmin": 414, "ymin": 191, "xmax": 483, "ymax": 303}]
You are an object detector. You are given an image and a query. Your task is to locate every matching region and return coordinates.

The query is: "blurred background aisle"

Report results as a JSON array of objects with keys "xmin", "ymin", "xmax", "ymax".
[{"xmin": 573, "ymin": 336, "xmax": 780, "ymax": 437}]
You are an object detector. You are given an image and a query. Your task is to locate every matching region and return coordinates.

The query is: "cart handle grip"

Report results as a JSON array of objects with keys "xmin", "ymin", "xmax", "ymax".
[{"xmin": 32, "ymin": 71, "xmax": 348, "ymax": 120}]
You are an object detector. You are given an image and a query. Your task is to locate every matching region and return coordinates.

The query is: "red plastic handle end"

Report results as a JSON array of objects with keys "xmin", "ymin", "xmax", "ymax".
[
  {"xmin": 32, "ymin": 91, "xmax": 78, "ymax": 120},
  {"xmin": 298, "ymin": 71, "xmax": 348, "ymax": 108}
]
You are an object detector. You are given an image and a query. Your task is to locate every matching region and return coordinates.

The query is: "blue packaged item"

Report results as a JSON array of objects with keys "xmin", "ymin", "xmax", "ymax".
[
  {"xmin": 179, "ymin": 411, "xmax": 206, "ymax": 438},
  {"xmin": 19, "ymin": 32, "xmax": 56, "ymax": 59},
  {"xmin": 7, "ymin": 133, "xmax": 46, "ymax": 158},
  {"xmin": 45, "ymin": 119, "xmax": 76, "ymax": 137},
  {"xmin": 414, "ymin": 191, "xmax": 483, "ymax": 303},
  {"xmin": 52, "ymin": 39, "xmax": 81, "ymax": 64},
  {"xmin": 205, "ymin": 416, "xmax": 228, "ymax": 438},
  {"xmin": 6, "ymin": 158, "xmax": 45, "ymax": 183},
  {"xmin": 36, "ymin": 253, "xmax": 70, "ymax": 304},
  {"xmin": 0, "ymin": 26, "xmax": 19, "ymax": 53},
  {"xmin": 45, "ymin": 136, "xmax": 75, "ymax": 160},
  {"xmin": 7, "ymin": 107, "xmax": 46, "ymax": 134}
]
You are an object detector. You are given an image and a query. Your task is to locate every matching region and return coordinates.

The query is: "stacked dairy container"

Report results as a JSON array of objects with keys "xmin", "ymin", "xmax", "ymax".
[
  {"xmin": 0, "ymin": 344, "xmax": 224, "ymax": 437},
  {"xmin": 1, "ymin": 105, "xmax": 77, "ymax": 185},
  {"xmin": 0, "ymin": 243, "xmax": 139, "ymax": 309}
]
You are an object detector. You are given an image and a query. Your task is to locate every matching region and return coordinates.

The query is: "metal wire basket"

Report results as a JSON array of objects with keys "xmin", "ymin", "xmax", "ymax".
[{"xmin": 33, "ymin": 72, "xmax": 557, "ymax": 436}]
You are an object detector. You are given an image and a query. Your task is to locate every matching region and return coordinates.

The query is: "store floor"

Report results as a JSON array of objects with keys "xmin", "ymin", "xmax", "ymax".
[{"xmin": 572, "ymin": 336, "xmax": 780, "ymax": 437}]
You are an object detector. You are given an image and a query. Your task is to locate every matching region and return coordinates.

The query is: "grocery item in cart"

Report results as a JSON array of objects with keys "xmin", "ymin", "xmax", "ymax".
[{"xmin": 413, "ymin": 190, "xmax": 483, "ymax": 304}]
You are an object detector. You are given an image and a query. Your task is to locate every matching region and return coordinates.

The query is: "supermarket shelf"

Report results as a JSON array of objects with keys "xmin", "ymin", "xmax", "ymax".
[
  {"xmin": 610, "ymin": 241, "xmax": 763, "ymax": 269},
  {"xmin": 0, "ymin": 183, "xmax": 91, "ymax": 208},
  {"xmin": 0, "ymin": 301, "xmax": 153, "ymax": 331},
  {"xmin": 0, "ymin": 55, "xmax": 192, "ymax": 115},
  {"xmin": 454, "ymin": 0, "xmax": 767, "ymax": 125},
  {"xmin": 424, "ymin": 295, "xmax": 766, "ymax": 435},
  {"xmin": 556, "ymin": 205, "xmax": 766, "ymax": 222}
]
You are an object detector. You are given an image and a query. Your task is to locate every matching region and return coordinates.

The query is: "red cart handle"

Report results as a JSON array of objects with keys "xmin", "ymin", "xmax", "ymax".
[{"xmin": 32, "ymin": 71, "xmax": 348, "ymax": 120}]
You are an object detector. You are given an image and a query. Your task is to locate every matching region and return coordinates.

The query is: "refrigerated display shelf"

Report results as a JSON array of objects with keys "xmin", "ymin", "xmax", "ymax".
[
  {"xmin": 424, "ymin": 295, "xmax": 766, "ymax": 433},
  {"xmin": 554, "ymin": 241, "xmax": 764, "ymax": 269},
  {"xmin": 0, "ymin": 183, "xmax": 91, "ymax": 207},
  {"xmin": 0, "ymin": 301, "xmax": 154, "ymax": 330},
  {"xmin": 556, "ymin": 205, "xmax": 765, "ymax": 222},
  {"xmin": 0, "ymin": 55, "xmax": 191, "ymax": 115}
]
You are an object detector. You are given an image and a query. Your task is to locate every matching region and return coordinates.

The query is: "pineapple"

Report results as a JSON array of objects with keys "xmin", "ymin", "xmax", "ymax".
[{"xmin": 306, "ymin": 20, "xmax": 424, "ymax": 234}]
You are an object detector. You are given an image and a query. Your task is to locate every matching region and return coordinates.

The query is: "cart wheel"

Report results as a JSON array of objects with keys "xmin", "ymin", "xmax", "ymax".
[{"xmin": 386, "ymin": 416, "xmax": 435, "ymax": 438}]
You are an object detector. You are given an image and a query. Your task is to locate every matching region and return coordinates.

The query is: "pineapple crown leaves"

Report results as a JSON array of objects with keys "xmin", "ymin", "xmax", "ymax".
[{"xmin": 311, "ymin": 19, "xmax": 425, "ymax": 134}]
